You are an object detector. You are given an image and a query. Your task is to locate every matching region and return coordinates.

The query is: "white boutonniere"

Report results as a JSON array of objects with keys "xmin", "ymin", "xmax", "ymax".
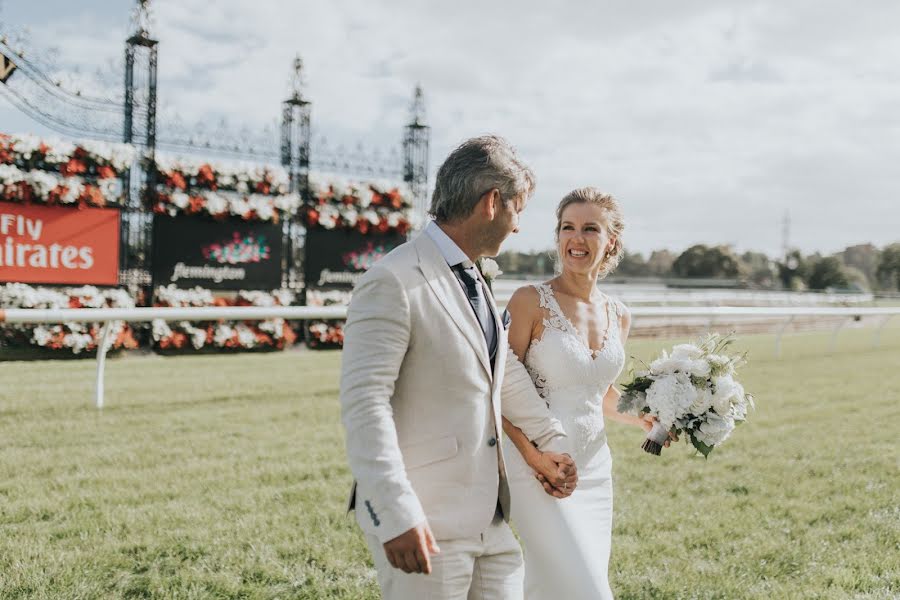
[{"xmin": 477, "ymin": 257, "xmax": 503, "ymax": 290}]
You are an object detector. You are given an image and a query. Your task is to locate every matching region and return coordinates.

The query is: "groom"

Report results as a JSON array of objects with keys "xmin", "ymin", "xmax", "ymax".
[{"xmin": 340, "ymin": 135, "xmax": 577, "ymax": 599}]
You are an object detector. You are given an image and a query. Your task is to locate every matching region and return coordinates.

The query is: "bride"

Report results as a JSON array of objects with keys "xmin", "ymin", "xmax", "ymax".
[{"xmin": 502, "ymin": 187, "xmax": 662, "ymax": 599}]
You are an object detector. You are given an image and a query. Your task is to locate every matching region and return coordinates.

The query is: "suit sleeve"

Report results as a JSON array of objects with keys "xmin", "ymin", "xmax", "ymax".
[
  {"xmin": 339, "ymin": 266, "xmax": 426, "ymax": 543},
  {"xmin": 501, "ymin": 349, "xmax": 572, "ymax": 456}
]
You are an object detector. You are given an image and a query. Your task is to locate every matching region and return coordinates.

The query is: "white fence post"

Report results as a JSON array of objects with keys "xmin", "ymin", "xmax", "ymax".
[{"xmin": 95, "ymin": 320, "xmax": 116, "ymax": 409}]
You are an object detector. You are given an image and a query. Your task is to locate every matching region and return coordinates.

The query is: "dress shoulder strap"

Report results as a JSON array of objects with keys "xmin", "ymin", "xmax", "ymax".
[{"xmin": 533, "ymin": 283, "xmax": 570, "ymax": 333}]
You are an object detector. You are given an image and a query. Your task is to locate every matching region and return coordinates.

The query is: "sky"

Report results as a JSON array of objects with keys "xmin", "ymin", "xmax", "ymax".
[{"xmin": 1, "ymin": 1, "xmax": 898, "ymax": 258}]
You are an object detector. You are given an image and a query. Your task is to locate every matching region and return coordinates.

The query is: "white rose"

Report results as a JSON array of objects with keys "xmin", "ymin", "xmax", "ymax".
[
  {"xmin": 694, "ymin": 412, "xmax": 735, "ymax": 447},
  {"xmin": 671, "ymin": 344, "xmax": 703, "ymax": 360},
  {"xmin": 479, "ymin": 258, "xmax": 502, "ymax": 280},
  {"xmin": 645, "ymin": 372, "xmax": 697, "ymax": 429}
]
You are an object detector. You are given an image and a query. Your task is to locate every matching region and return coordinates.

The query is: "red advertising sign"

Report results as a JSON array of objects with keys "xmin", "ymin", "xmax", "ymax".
[{"xmin": 0, "ymin": 202, "xmax": 120, "ymax": 285}]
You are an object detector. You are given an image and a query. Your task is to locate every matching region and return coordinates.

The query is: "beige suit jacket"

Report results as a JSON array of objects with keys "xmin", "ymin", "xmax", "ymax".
[{"xmin": 340, "ymin": 232, "xmax": 570, "ymax": 543}]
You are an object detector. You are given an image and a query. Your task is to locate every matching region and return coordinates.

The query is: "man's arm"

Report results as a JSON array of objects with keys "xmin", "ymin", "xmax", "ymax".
[{"xmin": 339, "ymin": 266, "xmax": 426, "ymax": 544}]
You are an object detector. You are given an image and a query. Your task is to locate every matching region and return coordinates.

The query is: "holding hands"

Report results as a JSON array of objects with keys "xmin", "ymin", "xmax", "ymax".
[{"xmin": 527, "ymin": 450, "xmax": 578, "ymax": 499}]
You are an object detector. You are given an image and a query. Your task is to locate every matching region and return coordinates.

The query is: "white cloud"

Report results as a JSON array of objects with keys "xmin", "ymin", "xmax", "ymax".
[{"xmin": 2, "ymin": 0, "xmax": 899, "ymax": 257}]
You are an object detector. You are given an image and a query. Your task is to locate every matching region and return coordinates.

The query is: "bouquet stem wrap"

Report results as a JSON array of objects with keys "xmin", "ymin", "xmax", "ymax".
[{"xmin": 642, "ymin": 421, "xmax": 669, "ymax": 455}]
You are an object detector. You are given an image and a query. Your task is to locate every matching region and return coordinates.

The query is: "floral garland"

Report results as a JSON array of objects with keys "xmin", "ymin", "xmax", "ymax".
[
  {"xmin": 0, "ymin": 283, "xmax": 139, "ymax": 354},
  {"xmin": 0, "ymin": 133, "xmax": 135, "ymax": 175},
  {"xmin": 301, "ymin": 173, "xmax": 414, "ymax": 235},
  {"xmin": 307, "ymin": 321, "xmax": 344, "ymax": 347},
  {"xmin": 305, "ymin": 288, "xmax": 352, "ymax": 348},
  {"xmin": 151, "ymin": 154, "xmax": 300, "ymax": 223},
  {"xmin": 151, "ymin": 285, "xmax": 298, "ymax": 351},
  {"xmin": 0, "ymin": 133, "xmax": 132, "ymax": 208},
  {"xmin": 0, "ymin": 163, "xmax": 123, "ymax": 208}
]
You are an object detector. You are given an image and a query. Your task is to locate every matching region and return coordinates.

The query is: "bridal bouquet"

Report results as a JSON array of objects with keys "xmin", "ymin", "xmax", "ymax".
[{"xmin": 618, "ymin": 333, "xmax": 753, "ymax": 457}]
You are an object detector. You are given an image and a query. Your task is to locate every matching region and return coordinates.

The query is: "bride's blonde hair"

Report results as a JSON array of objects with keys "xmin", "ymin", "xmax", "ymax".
[{"xmin": 554, "ymin": 187, "xmax": 625, "ymax": 279}]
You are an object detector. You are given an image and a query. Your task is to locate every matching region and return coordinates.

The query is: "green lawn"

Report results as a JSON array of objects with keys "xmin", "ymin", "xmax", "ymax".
[{"xmin": 1, "ymin": 325, "xmax": 899, "ymax": 599}]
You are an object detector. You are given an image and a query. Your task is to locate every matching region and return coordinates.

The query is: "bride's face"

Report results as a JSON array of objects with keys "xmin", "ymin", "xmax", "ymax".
[{"xmin": 557, "ymin": 202, "xmax": 615, "ymax": 277}]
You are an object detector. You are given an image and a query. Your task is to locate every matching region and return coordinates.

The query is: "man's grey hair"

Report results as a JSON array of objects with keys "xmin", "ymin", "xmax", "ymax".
[{"xmin": 429, "ymin": 135, "xmax": 535, "ymax": 223}]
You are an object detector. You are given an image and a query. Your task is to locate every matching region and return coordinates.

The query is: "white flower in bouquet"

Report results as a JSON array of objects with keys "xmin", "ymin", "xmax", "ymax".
[
  {"xmin": 645, "ymin": 372, "xmax": 697, "ymax": 430},
  {"xmin": 710, "ymin": 375, "xmax": 740, "ymax": 416},
  {"xmin": 236, "ymin": 180, "xmax": 249, "ymax": 194},
  {"xmin": 671, "ymin": 343, "xmax": 703, "ymax": 360},
  {"xmin": 650, "ymin": 352, "xmax": 711, "ymax": 379},
  {"xmin": 695, "ymin": 412, "xmax": 735, "ymax": 447},
  {"xmin": 689, "ymin": 387, "xmax": 715, "ymax": 417}
]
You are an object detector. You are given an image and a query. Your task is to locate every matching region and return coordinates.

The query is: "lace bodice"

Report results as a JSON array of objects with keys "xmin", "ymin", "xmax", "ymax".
[{"xmin": 523, "ymin": 284, "xmax": 626, "ymax": 457}]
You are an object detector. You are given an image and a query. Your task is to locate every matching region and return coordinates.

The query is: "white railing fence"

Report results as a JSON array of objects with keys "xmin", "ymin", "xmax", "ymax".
[{"xmin": 1, "ymin": 306, "xmax": 897, "ymax": 409}]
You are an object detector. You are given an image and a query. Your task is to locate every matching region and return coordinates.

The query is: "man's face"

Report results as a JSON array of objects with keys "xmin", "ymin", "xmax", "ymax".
[{"xmin": 483, "ymin": 192, "xmax": 526, "ymax": 256}]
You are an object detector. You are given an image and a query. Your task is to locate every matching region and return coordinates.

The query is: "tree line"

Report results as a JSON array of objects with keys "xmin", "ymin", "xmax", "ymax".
[{"xmin": 494, "ymin": 242, "xmax": 900, "ymax": 292}]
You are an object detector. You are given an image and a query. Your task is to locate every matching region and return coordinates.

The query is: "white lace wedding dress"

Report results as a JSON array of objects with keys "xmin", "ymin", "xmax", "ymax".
[{"xmin": 504, "ymin": 283, "xmax": 626, "ymax": 600}]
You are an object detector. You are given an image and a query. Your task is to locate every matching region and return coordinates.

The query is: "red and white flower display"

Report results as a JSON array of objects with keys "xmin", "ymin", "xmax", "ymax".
[
  {"xmin": 0, "ymin": 133, "xmax": 134, "ymax": 208},
  {"xmin": 0, "ymin": 283, "xmax": 139, "ymax": 354},
  {"xmin": 151, "ymin": 284, "xmax": 298, "ymax": 351},
  {"xmin": 151, "ymin": 154, "xmax": 301, "ymax": 222},
  {"xmin": 0, "ymin": 133, "xmax": 135, "ymax": 174},
  {"xmin": 304, "ymin": 288, "xmax": 352, "ymax": 348},
  {"xmin": 302, "ymin": 172, "xmax": 415, "ymax": 235}
]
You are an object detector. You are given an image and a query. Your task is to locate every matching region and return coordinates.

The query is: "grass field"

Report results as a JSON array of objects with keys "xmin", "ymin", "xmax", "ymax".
[{"xmin": 1, "ymin": 325, "xmax": 899, "ymax": 599}]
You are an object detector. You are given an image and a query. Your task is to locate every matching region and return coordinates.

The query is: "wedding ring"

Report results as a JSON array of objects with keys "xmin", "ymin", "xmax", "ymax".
[{"xmin": 564, "ymin": 482, "xmax": 568, "ymax": 490}]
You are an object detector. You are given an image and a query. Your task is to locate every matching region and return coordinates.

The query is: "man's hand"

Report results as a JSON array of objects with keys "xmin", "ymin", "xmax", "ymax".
[
  {"xmin": 383, "ymin": 522, "xmax": 441, "ymax": 575},
  {"xmin": 528, "ymin": 451, "xmax": 577, "ymax": 498}
]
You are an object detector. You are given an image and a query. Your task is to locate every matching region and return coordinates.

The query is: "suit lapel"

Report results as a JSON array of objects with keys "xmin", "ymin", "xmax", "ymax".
[{"xmin": 415, "ymin": 235, "xmax": 492, "ymax": 378}]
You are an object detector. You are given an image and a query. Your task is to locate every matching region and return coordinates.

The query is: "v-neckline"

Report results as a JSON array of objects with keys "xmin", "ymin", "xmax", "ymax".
[{"xmin": 543, "ymin": 283, "xmax": 613, "ymax": 359}]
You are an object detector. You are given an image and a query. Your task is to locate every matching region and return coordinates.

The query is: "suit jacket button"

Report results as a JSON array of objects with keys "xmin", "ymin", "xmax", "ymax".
[{"xmin": 488, "ymin": 437, "xmax": 497, "ymax": 447}]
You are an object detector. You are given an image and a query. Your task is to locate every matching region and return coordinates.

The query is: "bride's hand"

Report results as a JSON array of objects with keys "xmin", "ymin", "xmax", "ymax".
[
  {"xmin": 527, "ymin": 451, "xmax": 577, "ymax": 498},
  {"xmin": 639, "ymin": 413, "xmax": 679, "ymax": 447}
]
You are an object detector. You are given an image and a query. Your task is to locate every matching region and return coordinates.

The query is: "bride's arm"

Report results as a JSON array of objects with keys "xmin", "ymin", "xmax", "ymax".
[
  {"xmin": 501, "ymin": 288, "xmax": 577, "ymax": 497},
  {"xmin": 602, "ymin": 304, "xmax": 647, "ymax": 427},
  {"xmin": 602, "ymin": 304, "xmax": 674, "ymax": 443}
]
